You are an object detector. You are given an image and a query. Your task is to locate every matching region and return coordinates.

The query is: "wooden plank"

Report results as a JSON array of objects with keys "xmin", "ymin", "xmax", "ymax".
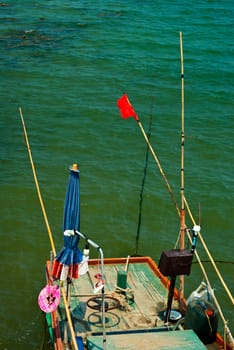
[{"xmin": 87, "ymin": 329, "xmax": 207, "ymax": 350}]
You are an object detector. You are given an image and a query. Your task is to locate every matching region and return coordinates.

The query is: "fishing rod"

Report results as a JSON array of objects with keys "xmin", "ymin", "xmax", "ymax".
[
  {"xmin": 19, "ymin": 108, "xmax": 56, "ymax": 257},
  {"xmin": 19, "ymin": 108, "xmax": 78, "ymax": 350}
]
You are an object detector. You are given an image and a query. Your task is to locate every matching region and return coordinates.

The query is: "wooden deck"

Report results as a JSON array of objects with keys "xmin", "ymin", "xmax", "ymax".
[
  {"xmin": 51, "ymin": 256, "xmax": 225, "ymax": 349},
  {"xmin": 69, "ymin": 257, "xmax": 175, "ymax": 333}
]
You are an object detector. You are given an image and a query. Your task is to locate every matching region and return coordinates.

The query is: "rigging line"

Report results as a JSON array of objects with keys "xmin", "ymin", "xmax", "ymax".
[
  {"xmin": 135, "ymin": 102, "xmax": 153, "ymax": 254},
  {"xmin": 19, "ymin": 108, "xmax": 78, "ymax": 350},
  {"xmin": 192, "ymin": 260, "xmax": 234, "ymax": 265}
]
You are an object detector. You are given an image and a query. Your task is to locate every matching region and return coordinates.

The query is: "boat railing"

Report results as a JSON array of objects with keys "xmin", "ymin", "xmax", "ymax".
[{"xmin": 74, "ymin": 230, "xmax": 107, "ymax": 350}]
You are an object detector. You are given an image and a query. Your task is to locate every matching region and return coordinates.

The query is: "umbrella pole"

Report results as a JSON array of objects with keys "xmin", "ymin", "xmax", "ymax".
[{"xmin": 63, "ymin": 278, "xmax": 73, "ymax": 349}]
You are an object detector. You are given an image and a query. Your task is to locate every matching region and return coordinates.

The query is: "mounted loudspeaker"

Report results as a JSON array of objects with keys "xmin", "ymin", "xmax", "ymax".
[{"xmin": 158, "ymin": 249, "xmax": 193, "ymax": 277}]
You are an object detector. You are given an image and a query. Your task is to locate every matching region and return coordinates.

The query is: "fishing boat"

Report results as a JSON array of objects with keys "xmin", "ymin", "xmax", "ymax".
[{"xmin": 20, "ymin": 33, "xmax": 233, "ymax": 350}]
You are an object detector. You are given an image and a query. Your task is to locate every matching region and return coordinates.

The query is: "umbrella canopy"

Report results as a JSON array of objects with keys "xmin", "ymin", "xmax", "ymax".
[{"xmin": 52, "ymin": 164, "xmax": 83, "ymax": 280}]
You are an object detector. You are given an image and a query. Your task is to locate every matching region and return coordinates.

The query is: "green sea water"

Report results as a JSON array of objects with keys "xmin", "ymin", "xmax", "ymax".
[{"xmin": 0, "ymin": 1, "xmax": 233, "ymax": 349}]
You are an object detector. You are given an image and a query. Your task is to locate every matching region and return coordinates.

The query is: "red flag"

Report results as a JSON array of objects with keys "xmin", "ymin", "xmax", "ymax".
[{"xmin": 117, "ymin": 94, "xmax": 139, "ymax": 121}]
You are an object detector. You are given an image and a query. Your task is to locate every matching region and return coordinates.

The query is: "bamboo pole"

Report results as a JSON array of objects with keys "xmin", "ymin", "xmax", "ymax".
[
  {"xmin": 19, "ymin": 108, "xmax": 56, "ymax": 257},
  {"xmin": 183, "ymin": 196, "xmax": 234, "ymax": 306},
  {"xmin": 136, "ymin": 119, "xmax": 180, "ymax": 217},
  {"xmin": 19, "ymin": 108, "xmax": 78, "ymax": 350},
  {"xmin": 179, "ymin": 31, "xmax": 186, "ymax": 306},
  {"xmin": 185, "ymin": 226, "xmax": 234, "ymax": 347}
]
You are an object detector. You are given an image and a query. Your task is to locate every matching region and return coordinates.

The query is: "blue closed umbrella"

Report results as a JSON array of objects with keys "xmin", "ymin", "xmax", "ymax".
[{"xmin": 52, "ymin": 164, "xmax": 83, "ymax": 280}]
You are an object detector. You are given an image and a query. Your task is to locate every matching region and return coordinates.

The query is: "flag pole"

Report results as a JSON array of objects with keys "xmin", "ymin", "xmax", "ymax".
[
  {"xmin": 179, "ymin": 31, "xmax": 186, "ymax": 307},
  {"xmin": 117, "ymin": 94, "xmax": 180, "ymax": 217},
  {"xmin": 136, "ymin": 118, "xmax": 180, "ymax": 216}
]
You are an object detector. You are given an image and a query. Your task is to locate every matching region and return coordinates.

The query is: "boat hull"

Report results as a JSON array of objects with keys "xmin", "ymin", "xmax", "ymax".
[{"xmin": 45, "ymin": 256, "xmax": 231, "ymax": 350}]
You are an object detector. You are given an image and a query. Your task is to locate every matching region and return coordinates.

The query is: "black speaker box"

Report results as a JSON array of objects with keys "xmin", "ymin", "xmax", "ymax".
[{"xmin": 158, "ymin": 249, "xmax": 193, "ymax": 277}]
